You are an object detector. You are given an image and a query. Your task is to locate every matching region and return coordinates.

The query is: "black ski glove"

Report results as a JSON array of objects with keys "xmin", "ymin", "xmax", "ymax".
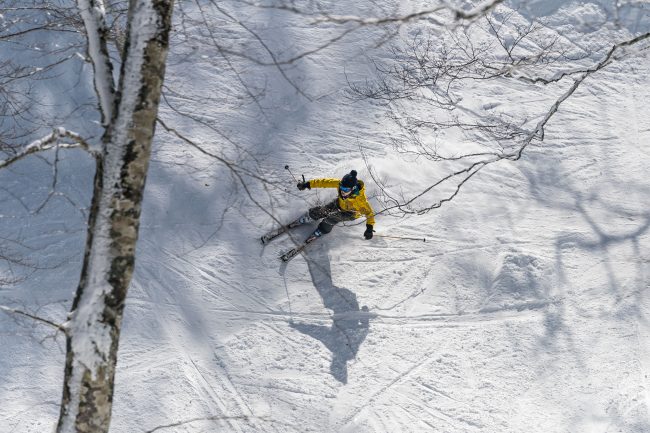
[
  {"xmin": 297, "ymin": 181, "xmax": 310, "ymax": 190},
  {"xmin": 364, "ymin": 224, "xmax": 374, "ymax": 240}
]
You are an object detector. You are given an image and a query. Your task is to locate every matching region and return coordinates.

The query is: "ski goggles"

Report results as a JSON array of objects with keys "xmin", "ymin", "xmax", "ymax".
[{"xmin": 339, "ymin": 185, "xmax": 353, "ymax": 193}]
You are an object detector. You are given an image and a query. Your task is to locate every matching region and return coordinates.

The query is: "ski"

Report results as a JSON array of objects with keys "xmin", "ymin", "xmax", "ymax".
[
  {"xmin": 280, "ymin": 244, "xmax": 306, "ymax": 262},
  {"xmin": 261, "ymin": 221, "xmax": 300, "ymax": 244},
  {"xmin": 261, "ymin": 224, "xmax": 291, "ymax": 244},
  {"xmin": 261, "ymin": 213, "xmax": 312, "ymax": 244},
  {"xmin": 279, "ymin": 229, "xmax": 322, "ymax": 262}
]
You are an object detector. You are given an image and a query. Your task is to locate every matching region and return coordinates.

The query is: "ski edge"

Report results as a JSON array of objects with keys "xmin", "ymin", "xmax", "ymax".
[
  {"xmin": 280, "ymin": 245, "xmax": 304, "ymax": 262},
  {"xmin": 261, "ymin": 219, "xmax": 306, "ymax": 245}
]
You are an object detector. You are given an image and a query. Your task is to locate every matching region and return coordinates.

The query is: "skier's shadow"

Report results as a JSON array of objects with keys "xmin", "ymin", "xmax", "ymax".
[{"xmin": 290, "ymin": 243, "xmax": 370, "ymax": 384}]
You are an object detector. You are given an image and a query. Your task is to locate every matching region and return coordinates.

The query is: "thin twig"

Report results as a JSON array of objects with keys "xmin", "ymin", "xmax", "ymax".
[{"xmin": 0, "ymin": 305, "xmax": 67, "ymax": 333}]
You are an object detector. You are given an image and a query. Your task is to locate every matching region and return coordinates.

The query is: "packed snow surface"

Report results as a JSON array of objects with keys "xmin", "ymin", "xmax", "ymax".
[{"xmin": 1, "ymin": 1, "xmax": 650, "ymax": 432}]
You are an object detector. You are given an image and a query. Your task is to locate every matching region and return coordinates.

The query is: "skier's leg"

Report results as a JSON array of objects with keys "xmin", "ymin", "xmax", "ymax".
[
  {"xmin": 287, "ymin": 202, "xmax": 332, "ymax": 229},
  {"xmin": 317, "ymin": 209, "xmax": 356, "ymax": 234},
  {"xmin": 262, "ymin": 209, "xmax": 317, "ymax": 244},
  {"xmin": 288, "ymin": 211, "xmax": 313, "ymax": 228},
  {"xmin": 279, "ymin": 207, "xmax": 353, "ymax": 262},
  {"xmin": 302, "ymin": 201, "xmax": 354, "ymax": 244},
  {"xmin": 299, "ymin": 210, "xmax": 355, "ymax": 247},
  {"xmin": 295, "ymin": 200, "xmax": 339, "ymax": 242},
  {"xmin": 287, "ymin": 202, "xmax": 330, "ymax": 229},
  {"xmin": 304, "ymin": 228, "xmax": 323, "ymax": 244},
  {"xmin": 308, "ymin": 200, "xmax": 339, "ymax": 220},
  {"xmin": 317, "ymin": 219, "xmax": 336, "ymax": 234}
]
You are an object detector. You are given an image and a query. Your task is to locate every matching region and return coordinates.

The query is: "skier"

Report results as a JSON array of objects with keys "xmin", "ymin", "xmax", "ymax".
[
  {"xmin": 296, "ymin": 169, "xmax": 375, "ymax": 241},
  {"xmin": 261, "ymin": 170, "xmax": 375, "ymax": 261}
]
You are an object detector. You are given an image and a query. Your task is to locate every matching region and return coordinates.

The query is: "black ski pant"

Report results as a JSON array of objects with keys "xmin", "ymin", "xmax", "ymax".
[{"xmin": 308, "ymin": 199, "xmax": 356, "ymax": 234}]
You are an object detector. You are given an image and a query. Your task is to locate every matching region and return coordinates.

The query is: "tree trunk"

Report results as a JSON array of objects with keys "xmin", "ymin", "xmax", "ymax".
[{"xmin": 57, "ymin": 1, "xmax": 174, "ymax": 432}]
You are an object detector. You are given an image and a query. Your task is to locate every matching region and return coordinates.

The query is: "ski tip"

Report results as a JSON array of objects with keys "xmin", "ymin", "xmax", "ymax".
[{"xmin": 280, "ymin": 250, "xmax": 296, "ymax": 262}]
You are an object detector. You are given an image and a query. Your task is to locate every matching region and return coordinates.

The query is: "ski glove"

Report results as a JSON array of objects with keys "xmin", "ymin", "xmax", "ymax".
[
  {"xmin": 364, "ymin": 224, "xmax": 374, "ymax": 240},
  {"xmin": 297, "ymin": 181, "xmax": 310, "ymax": 190}
]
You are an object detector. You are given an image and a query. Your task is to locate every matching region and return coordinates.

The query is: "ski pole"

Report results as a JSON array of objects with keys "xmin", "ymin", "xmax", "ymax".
[
  {"xmin": 285, "ymin": 165, "xmax": 305, "ymax": 185},
  {"xmin": 374, "ymin": 234, "xmax": 427, "ymax": 242}
]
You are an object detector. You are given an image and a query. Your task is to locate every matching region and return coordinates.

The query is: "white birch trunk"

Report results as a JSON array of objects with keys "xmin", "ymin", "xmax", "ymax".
[
  {"xmin": 77, "ymin": 0, "xmax": 115, "ymax": 125},
  {"xmin": 57, "ymin": 1, "xmax": 174, "ymax": 432}
]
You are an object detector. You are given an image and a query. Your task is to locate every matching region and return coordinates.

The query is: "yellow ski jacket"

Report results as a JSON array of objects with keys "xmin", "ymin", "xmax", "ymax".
[{"xmin": 309, "ymin": 178, "xmax": 376, "ymax": 226}]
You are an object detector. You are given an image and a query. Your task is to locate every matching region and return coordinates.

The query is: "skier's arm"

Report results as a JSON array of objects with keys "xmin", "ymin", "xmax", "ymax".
[
  {"xmin": 308, "ymin": 178, "xmax": 341, "ymax": 189},
  {"xmin": 361, "ymin": 197, "xmax": 375, "ymax": 239},
  {"xmin": 359, "ymin": 199, "xmax": 375, "ymax": 226},
  {"xmin": 297, "ymin": 178, "xmax": 341, "ymax": 191}
]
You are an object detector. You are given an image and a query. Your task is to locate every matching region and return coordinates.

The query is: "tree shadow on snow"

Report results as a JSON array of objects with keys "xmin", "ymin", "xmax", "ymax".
[
  {"xmin": 289, "ymin": 243, "xmax": 369, "ymax": 384},
  {"xmin": 522, "ymin": 156, "xmax": 650, "ymax": 432}
]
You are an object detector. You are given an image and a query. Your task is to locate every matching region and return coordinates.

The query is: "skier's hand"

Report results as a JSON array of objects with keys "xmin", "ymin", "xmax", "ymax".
[
  {"xmin": 364, "ymin": 224, "xmax": 374, "ymax": 240},
  {"xmin": 297, "ymin": 181, "xmax": 310, "ymax": 190}
]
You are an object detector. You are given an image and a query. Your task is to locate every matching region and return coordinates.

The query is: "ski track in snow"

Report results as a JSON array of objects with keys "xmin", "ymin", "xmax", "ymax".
[{"xmin": 127, "ymin": 250, "xmax": 261, "ymax": 433}]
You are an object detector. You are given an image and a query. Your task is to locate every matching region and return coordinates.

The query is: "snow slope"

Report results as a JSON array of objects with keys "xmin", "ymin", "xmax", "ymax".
[{"xmin": 2, "ymin": 1, "xmax": 650, "ymax": 432}]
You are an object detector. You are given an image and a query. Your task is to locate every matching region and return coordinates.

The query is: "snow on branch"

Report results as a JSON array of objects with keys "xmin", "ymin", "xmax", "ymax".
[
  {"xmin": 0, "ymin": 128, "xmax": 98, "ymax": 169},
  {"xmin": 77, "ymin": 0, "xmax": 116, "ymax": 125}
]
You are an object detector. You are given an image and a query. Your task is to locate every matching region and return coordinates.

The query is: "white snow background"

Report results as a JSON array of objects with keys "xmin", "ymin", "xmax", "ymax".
[{"xmin": 1, "ymin": 0, "xmax": 650, "ymax": 432}]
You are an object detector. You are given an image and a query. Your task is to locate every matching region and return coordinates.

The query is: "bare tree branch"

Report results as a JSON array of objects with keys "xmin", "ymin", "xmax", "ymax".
[
  {"xmin": 0, "ymin": 305, "xmax": 67, "ymax": 333},
  {"xmin": 207, "ymin": 0, "xmax": 313, "ymax": 100},
  {"xmin": 156, "ymin": 118, "xmax": 307, "ymax": 247},
  {"xmin": 510, "ymin": 31, "xmax": 650, "ymax": 160},
  {"xmin": 176, "ymin": 0, "xmax": 505, "ymax": 69},
  {"xmin": 354, "ymin": 16, "xmax": 650, "ymax": 216},
  {"xmin": 237, "ymin": 0, "xmax": 505, "ymax": 26},
  {"xmin": 156, "ymin": 118, "xmax": 290, "ymax": 226}
]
